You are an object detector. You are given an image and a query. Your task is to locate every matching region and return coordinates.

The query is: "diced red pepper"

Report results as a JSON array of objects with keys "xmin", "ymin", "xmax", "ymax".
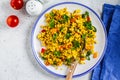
[
  {"xmin": 41, "ymin": 30, "xmax": 46, "ymax": 32},
  {"xmin": 87, "ymin": 16, "xmax": 91, "ymax": 22},
  {"xmin": 41, "ymin": 48, "xmax": 46, "ymax": 53}
]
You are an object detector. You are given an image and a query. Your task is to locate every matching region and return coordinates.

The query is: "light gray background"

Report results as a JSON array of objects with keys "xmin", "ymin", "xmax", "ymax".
[{"xmin": 0, "ymin": 0, "xmax": 120, "ymax": 80}]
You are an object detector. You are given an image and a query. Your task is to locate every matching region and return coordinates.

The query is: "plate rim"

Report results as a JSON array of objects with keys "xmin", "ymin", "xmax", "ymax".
[{"xmin": 31, "ymin": 1, "xmax": 107, "ymax": 78}]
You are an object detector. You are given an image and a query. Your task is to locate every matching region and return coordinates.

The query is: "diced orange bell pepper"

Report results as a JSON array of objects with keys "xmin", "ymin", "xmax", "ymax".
[
  {"xmin": 70, "ymin": 18, "xmax": 76, "ymax": 23},
  {"xmin": 51, "ymin": 28, "xmax": 58, "ymax": 34},
  {"xmin": 45, "ymin": 61, "xmax": 50, "ymax": 66},
  {"xmin": 80, "ymin": 58, "xmax": 86, "ymax": 61},
  {"xmin": 93, "ymin": 52, "xmax": 98, "ymax": 58},
  {"xmin": 59, "ymin": 46, "xmax": 63, "ymax": 51}
]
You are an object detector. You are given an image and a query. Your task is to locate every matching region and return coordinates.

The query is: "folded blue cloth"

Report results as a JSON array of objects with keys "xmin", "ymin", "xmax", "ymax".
[{"xmin": 91, "ymin": 4, "xmax": 120, "ymax": 80}]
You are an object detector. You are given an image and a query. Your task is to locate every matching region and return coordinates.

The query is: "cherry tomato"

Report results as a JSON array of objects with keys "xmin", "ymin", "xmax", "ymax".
[
  {"xmin": 10, "ymin": 0, "xmax": 24, "ymax": 10},
  {"xmin": 6, "ymin": 15, "xmax": 19, "ymax": 28}
]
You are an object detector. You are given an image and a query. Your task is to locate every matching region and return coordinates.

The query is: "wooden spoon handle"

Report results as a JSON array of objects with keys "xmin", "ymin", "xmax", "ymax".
[{"xmin": 66, "ymin": 61, "xmax": 77, "ymax": 80}]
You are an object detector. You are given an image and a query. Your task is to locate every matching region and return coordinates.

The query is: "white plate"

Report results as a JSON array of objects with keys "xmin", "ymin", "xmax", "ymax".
[{"xmin": 31, "ymin": 2, "xmax": 107, "ymax": 78}]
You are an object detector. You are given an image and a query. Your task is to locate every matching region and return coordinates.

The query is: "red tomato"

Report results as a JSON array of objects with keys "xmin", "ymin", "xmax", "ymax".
[
  {"xmin": 10, "ymin": 0, "xmax": 24, "ymax": 10},
  {"xmin": 6, "ymin": 15, "xmax": 19, "ymax": 28}
]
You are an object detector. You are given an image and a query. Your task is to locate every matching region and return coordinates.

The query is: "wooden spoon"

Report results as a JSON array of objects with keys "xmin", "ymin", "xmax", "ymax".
[
  {"xmin": 66, "ymin": 49, "xmax": 85, "ymax": 80},
  {"xmin": 66, "ymin": 61, "xmax": 78, "ymax": 80}
]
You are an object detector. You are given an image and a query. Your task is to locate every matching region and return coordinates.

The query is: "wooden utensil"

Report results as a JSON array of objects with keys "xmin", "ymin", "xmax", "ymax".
[{"xmin": 66, "ymin": 61, "xmax": 77, "ymax": 80}]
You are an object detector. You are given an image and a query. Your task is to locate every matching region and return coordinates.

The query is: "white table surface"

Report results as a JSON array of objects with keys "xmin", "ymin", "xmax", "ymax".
[{"xmin": 0, "ymin": 0, "xmax": 120, "ymax": 80}]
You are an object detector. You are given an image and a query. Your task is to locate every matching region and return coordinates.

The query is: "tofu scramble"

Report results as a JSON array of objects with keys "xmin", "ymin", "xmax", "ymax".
[{"xmin": 37, "ymin": 8, "xmax": 98, "ymax": 66}]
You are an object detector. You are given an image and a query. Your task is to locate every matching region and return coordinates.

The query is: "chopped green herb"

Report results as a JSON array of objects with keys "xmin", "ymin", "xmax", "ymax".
[
  {"xmin": 83, "ymin": 21, "xmax": 92, "ymax": 30},
  {"xmin": 53, "ymin": 61, "xmax": 57, "ymax": 65},
  {"xmin": 82, "ymin": 14, "xmax": 86, "ymax": 18},
  {"xmin": 86, "ymin": 56, "xmax": 90, "ymax": 60},
  {"xmin": 81, "ymin": 34, "xmax": 86, "ymax": 49},
  {"xmin": 58, "ymin": 20, "xmax": 66, "ymax": 23},
  {"xmin": 50, "ymin": 12, "xmax": 55, "ymax": 17},
  {"xmin": 81, "ymin": 34, "xmax": 86, "ymax": 40},
  {"xmin": 65, "ymin": 32, "xmax": 71, "ymax": 39},
  {"xmin": 66, "ymin": 58, "xmax": 71, "ymax": 65},
  {"xmin": 86, "ymin": 50, "xmax": 91, "ymax": 60},
  {"xmin": 41, "ymin": 57, "xmax": 46, "ymax": 60},
  {"xmin": 82, "ymin": 11, "xmax": 89, "ymax": 19},
  {"xmin": 62, "ymin": 14, "xmax": 69, "ymax": 22},
  {"xmin": 49, "ymin": 19, "xmax": 55, "ymax": 28},
  {"xmin": 60, "ymin": 27, "xmax": 64, "ymax": 31},
  {"xmin": 53, "ymin": 33, "xmax": 58, "ymax": 40},
  {"xmin": 72, "ymin": 40, "xmax": 80, "ymax": 48},
  {"xmin": 54, "ymin": 51, "xmax": 61, "ymax": 57},
  {"xmin": 86, "ymin": 50, "xmax": 92, "ymax": 56},
  {"xmin": 92, "ymin": 26, "xmax": 97, "ymax": 32},
  {"xmin": 82, "ymin": 39, "xmax": 86, "ymax": 50},
  {"xmin": 85, "ymin": 11, "xmax": 89, "ymax": 17},
  {"xmin": 58, "ymin": 20, "xmax": 62, "ymax": 23},
  {"xmin": 88, "ymin": 33, "xmax": 93, "ymax": 38},
  {"xmin": 71, "ymin": 47, "xmax": 76, "ymax": 50}
]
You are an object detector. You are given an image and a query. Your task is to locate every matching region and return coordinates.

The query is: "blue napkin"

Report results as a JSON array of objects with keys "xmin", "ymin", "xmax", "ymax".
[{"xmin": 91, "ymin": 4, "xmax": 120, "ymax": 80}]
